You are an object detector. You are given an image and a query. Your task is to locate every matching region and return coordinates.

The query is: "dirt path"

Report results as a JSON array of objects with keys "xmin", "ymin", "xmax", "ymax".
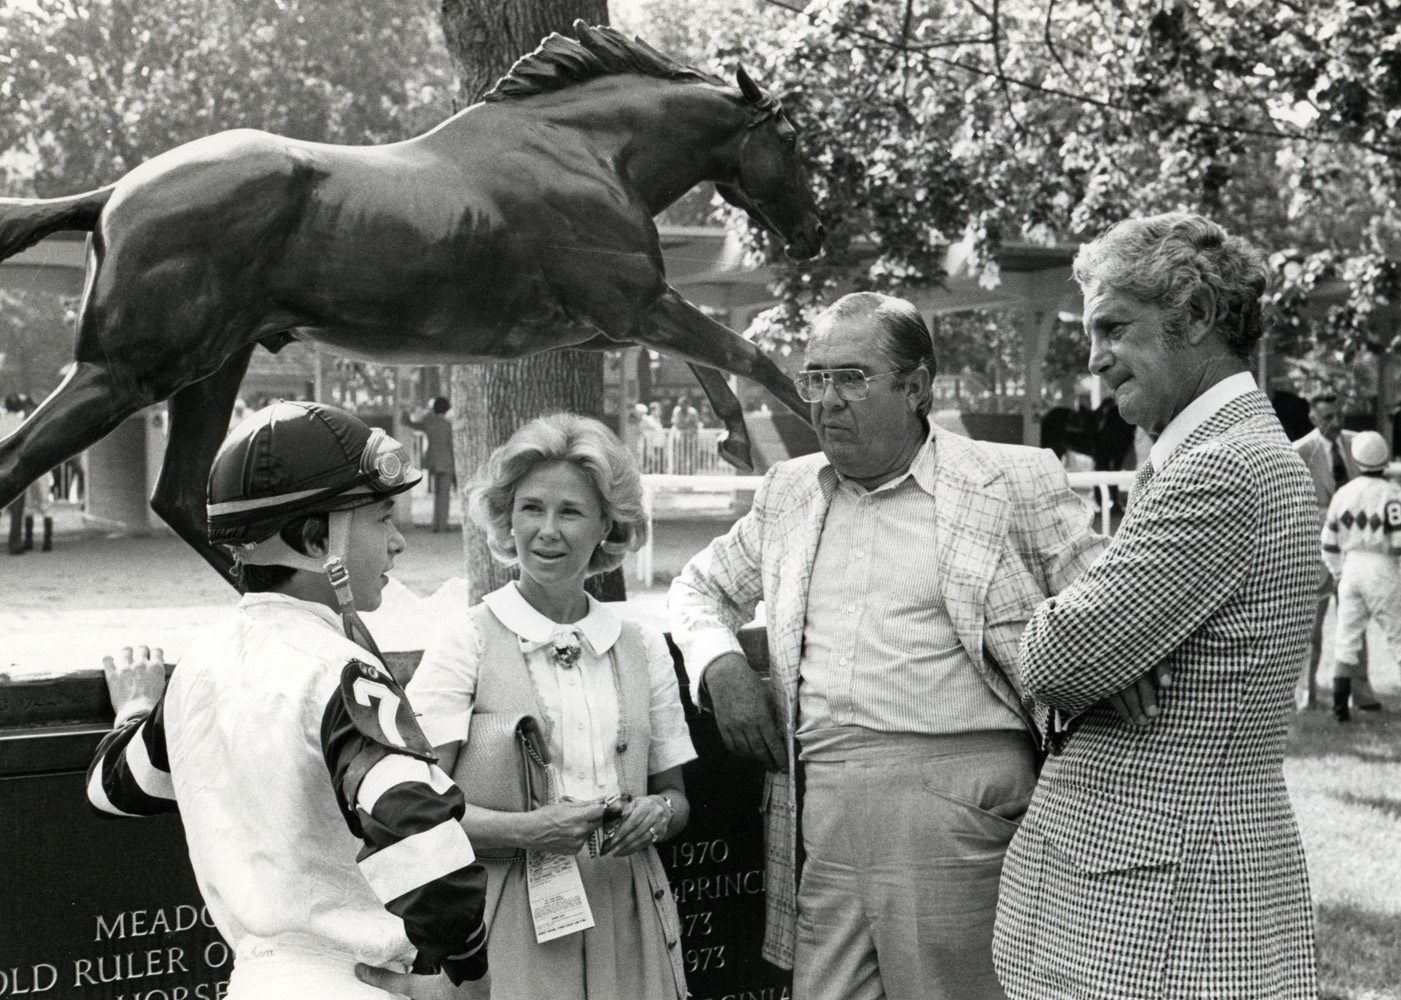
[{"xmin": 1, "ymin": 521, "xmax": 671, "ymax": 675}]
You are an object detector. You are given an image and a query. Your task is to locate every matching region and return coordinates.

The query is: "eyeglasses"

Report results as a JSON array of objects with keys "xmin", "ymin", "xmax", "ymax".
[
  {"xmin": 358, "ymin": 429, "xmax": 416, "ymax": 490},
  {"xmin": 793, "ymin": 368, "xmax": 902, "ymax": 402}
]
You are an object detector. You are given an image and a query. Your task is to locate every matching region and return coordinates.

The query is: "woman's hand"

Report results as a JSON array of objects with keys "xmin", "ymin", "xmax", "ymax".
[
  {"xmin": 102, "ymin": 645, "xmax": 167, "ymax": 725},
  {"xmin": 519, "ymin": 799, "xmax": 608, "ymax": 855},
  {"xmin": 601, "ymin": 793, "xmax": 671, "ymax": 858}
]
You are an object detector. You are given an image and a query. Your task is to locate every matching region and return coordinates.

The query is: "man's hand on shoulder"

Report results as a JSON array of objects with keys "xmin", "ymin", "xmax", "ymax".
[{"xmin": 705, "ymin": 653, "xmax": 787, "ymax": 772}]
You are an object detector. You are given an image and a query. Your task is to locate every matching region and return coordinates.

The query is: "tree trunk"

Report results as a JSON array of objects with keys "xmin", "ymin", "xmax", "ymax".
[{"xmin": 439, "ymin": 0, "xmax": 618, "ymax": 604}]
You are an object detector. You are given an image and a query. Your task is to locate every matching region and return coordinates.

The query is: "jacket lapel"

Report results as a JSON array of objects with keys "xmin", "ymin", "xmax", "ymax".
[
  {"xmin": 1159, "ymin": 389, "xmax": 1274, "ymax": 477},
  {"xmin": 930, "ymin": 432, "xmax": 1009, "ymax": 666},
  {"xmin": 770, "ymin": 462, "xmax": 839, "ymax": 719}
]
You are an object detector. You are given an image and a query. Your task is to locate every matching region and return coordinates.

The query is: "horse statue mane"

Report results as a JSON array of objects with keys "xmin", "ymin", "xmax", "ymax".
[{"xmin": 485, "ymin": 22, "xmax": 723, "ymax": 102}]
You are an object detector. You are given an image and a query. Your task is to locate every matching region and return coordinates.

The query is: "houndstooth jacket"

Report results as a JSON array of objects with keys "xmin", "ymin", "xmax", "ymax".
[
  {"xmin": 993, "ymin": 389, "xmax": 1319, "ymax": 999},
  {"xmin": 668, "ymin": 429, "xmax": 1104, "ymax": 968}
]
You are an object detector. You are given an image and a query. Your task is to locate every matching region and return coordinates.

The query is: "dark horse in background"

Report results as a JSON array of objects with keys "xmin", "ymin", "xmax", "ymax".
[
  {"xmin": 1040, "ymin": 401, "xmax": 1136, "ymax": 473},
  {"xmin": 0, "ymin": 22, "xmax": 823, "ymax": 579},
  {"xmin": 1041, "ymin": 399, "xmax": 1137, "ymax": 516}
]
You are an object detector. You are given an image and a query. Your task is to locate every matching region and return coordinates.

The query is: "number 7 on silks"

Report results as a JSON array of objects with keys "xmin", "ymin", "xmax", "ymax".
[{"xmin": 323, "ymin": 659, "xmax": 490, "ymax": 986}]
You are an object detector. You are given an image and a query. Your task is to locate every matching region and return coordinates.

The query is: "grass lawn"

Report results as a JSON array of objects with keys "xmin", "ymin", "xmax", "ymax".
[{"xmin": 1287, "ymin": 708, "xmax": 1401, "ymax": 1000}]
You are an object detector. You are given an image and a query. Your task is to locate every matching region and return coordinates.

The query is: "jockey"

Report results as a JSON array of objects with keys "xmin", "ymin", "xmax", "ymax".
[{"xmin": 87, "ymin": 401, "xmax": 489, "ymax": 1000}]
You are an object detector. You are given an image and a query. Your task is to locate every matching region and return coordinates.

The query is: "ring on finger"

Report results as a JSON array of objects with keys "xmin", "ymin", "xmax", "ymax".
[{"xmin": 648, "ymin": 827, "xmax": 658, "ymax": 843}]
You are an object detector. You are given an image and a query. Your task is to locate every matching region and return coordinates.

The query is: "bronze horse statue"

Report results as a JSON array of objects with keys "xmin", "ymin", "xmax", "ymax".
[{"xmin": 0, "ymin": 22, "xmax": 823, "ymax": 578}]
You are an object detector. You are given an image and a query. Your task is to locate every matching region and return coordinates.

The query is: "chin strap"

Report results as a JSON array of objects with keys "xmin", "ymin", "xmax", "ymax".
[
  {"xmin": 322, "ymin": 508, "xmax": 386, "ymax": 663},
  {"xmin": 323, "ymin": 553, "xmax": 386, "ymax": 664},
  {"xmin": 230, "ymin": 509, "xmax": 386, "ymax": 663}
]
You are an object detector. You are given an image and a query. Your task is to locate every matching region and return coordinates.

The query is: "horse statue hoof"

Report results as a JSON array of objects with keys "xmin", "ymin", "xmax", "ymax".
[{"xmin": 716, "ymin": 432, "xmax": 754, "ymax": 473}]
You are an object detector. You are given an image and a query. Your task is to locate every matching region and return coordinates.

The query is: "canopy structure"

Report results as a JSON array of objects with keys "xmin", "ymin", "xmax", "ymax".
[
  {"xmin": 664, "ymin": 227, "xmax": 1080, "ymax": 445},
  {"xmin": 6, "ymin": 228, "xmax": 1393, "ymax": 463}
]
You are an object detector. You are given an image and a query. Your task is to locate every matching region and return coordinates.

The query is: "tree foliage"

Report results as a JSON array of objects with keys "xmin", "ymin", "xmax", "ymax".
[
  {"xmin": 620, "ymin": 0, "xmax": 1401, "ymax": 369},
  {"xmin": 0, "ymin": 0, "xmax": 456, "ymax": 195}
]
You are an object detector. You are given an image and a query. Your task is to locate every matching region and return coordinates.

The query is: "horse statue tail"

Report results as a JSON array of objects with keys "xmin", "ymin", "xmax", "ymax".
[{"xmin": 0, "ymin": 186, "xmax": 115, "ymax": 262}]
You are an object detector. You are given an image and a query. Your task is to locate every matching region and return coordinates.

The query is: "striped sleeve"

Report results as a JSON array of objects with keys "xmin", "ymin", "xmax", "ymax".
[
  {"xmin": 321, "ymin": 663, "xmax": 488, "ymax": 984},
  {"xmin": 86, "ymin": 700, "xmax": 179, "ymax": 817}
]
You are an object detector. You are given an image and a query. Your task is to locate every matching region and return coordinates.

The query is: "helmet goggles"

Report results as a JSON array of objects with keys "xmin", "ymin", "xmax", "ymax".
[
  {"xmin": 207, "ymin": 402, "xmax": 421, "ymax": 548},
  {"xmin": 359, "ymin": 429, "xmax": 415, "ymax": 493}
]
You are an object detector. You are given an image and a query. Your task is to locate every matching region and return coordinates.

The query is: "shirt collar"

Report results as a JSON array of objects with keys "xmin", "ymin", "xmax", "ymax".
[
  {"xmin": 1149, "ymin": 371, "xmax": 1257, "ymax": 471},
  {"xmin": 834, "ymin": 426, "xmax": 938, "ymax": 498},
  {"xmin": 482, "ymin": 582, "xmax": 621, "ymax": 654},
  {"xmin": 237, "ymin": 590, "xmax": 344, "ymax": 631}
]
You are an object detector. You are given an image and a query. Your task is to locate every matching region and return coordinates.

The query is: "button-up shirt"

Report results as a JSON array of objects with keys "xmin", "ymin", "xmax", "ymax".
[
  {"xmin": 796, "ymin": 438, "xmax": 1024, "ymax": 759},
  {"xmin": 1149, "ymin": 371, "xmax": 1258, "ymax": 472},
  {"xmin": 409, "ymin": 584, "xmax": 695, "ymax": 801}
]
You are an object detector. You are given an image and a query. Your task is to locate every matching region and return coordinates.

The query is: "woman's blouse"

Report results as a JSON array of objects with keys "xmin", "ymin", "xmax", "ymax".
[{"xmin": 409, "ymin": 584, "xmax": 696, "ymax": 801}]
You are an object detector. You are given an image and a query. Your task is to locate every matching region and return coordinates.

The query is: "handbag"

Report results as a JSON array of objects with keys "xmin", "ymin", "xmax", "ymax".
[{"xmin": 450, "ymin": 711, "xmax": 553, "ymax": 861}]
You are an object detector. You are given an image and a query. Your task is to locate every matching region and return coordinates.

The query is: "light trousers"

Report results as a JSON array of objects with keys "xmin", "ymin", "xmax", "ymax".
[
  {"xmin": 1335, "ymin": 551, "xmax": 1401, "ymax": 685},
  {"xmin": 226, "ymin": 942, "xmax": 407, "ymax": 1000},
  {"xmin": 793, "ymin": 730, "xmax": 1037, "ymax": 1000},
  {"xmin": 430, "ymin": 472, "xmax": 453, "ymax": 532}
]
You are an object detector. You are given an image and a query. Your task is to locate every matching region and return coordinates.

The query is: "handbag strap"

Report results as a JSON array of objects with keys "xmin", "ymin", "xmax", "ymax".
[{"xmin": 520, "ymin": 729, "xmax": 550, "ymax": 770}]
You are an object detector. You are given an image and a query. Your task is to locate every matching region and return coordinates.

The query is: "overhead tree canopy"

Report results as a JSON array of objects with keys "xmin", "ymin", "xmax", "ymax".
[
  {"xmin": 0, "ymin": 0, "xmax": 456, "ymax": 195},
  {"xmin": 618, "ymin": 0, "xmax": 1400, "ymax": 368}
]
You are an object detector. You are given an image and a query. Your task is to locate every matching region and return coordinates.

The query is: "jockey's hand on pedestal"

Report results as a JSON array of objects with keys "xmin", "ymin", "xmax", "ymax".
[{"xmin": 102, "ymin": 645, "xmax": 167, "ymax": 726}]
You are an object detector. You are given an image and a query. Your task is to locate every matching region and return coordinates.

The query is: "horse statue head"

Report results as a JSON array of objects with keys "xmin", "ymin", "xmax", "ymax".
[
  {"xmin": 716, "ymin": 66, "xmax": 824, "ymax": 261},
  {"xmin": 485, "ymin": 23, "xmax": 825, "ymax": 263}
]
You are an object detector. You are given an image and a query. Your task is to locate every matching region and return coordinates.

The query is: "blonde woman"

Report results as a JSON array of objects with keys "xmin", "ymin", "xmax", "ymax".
[{"xmin": 407, "ymin": 412, "xmax": 693, "ymax": 1000}]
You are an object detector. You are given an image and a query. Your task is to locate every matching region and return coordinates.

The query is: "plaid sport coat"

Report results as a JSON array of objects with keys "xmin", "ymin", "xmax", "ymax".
[
  {"xmin": 993, "ymin": 389, "xmax": 1319, "ymax": 999},
  {"xmin": 669, "ymin": 429, "xmax": 1104, "ymax": 967}
]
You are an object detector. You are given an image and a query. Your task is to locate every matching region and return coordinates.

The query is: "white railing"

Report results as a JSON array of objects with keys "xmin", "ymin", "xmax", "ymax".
[
  {"xmin": 632, "ymin": 469, "xmax": 1138, "ymax": 586},
  {"xmin": 636, "ymin": 428, "xmax": 736, "ymax": 476},
  {"xmin": 1066, "ymin": 469, "xmax": 1137, "ymax": 536}
]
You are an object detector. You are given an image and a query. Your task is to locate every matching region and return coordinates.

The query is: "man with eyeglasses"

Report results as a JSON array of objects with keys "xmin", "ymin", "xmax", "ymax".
[{"xmin": 669, "ymin": 291, "xmax": 1105, "ymax": 1000}]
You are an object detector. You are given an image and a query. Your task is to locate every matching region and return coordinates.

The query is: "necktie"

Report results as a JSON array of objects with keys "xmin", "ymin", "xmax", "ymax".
[
  {"xmin": 1128, "ymin": 460, "xmax": 1155, "ymax": 511},
  {"xmin": 1332, "ymin": 443, "xmax": 1349, "ymax": 487}
]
